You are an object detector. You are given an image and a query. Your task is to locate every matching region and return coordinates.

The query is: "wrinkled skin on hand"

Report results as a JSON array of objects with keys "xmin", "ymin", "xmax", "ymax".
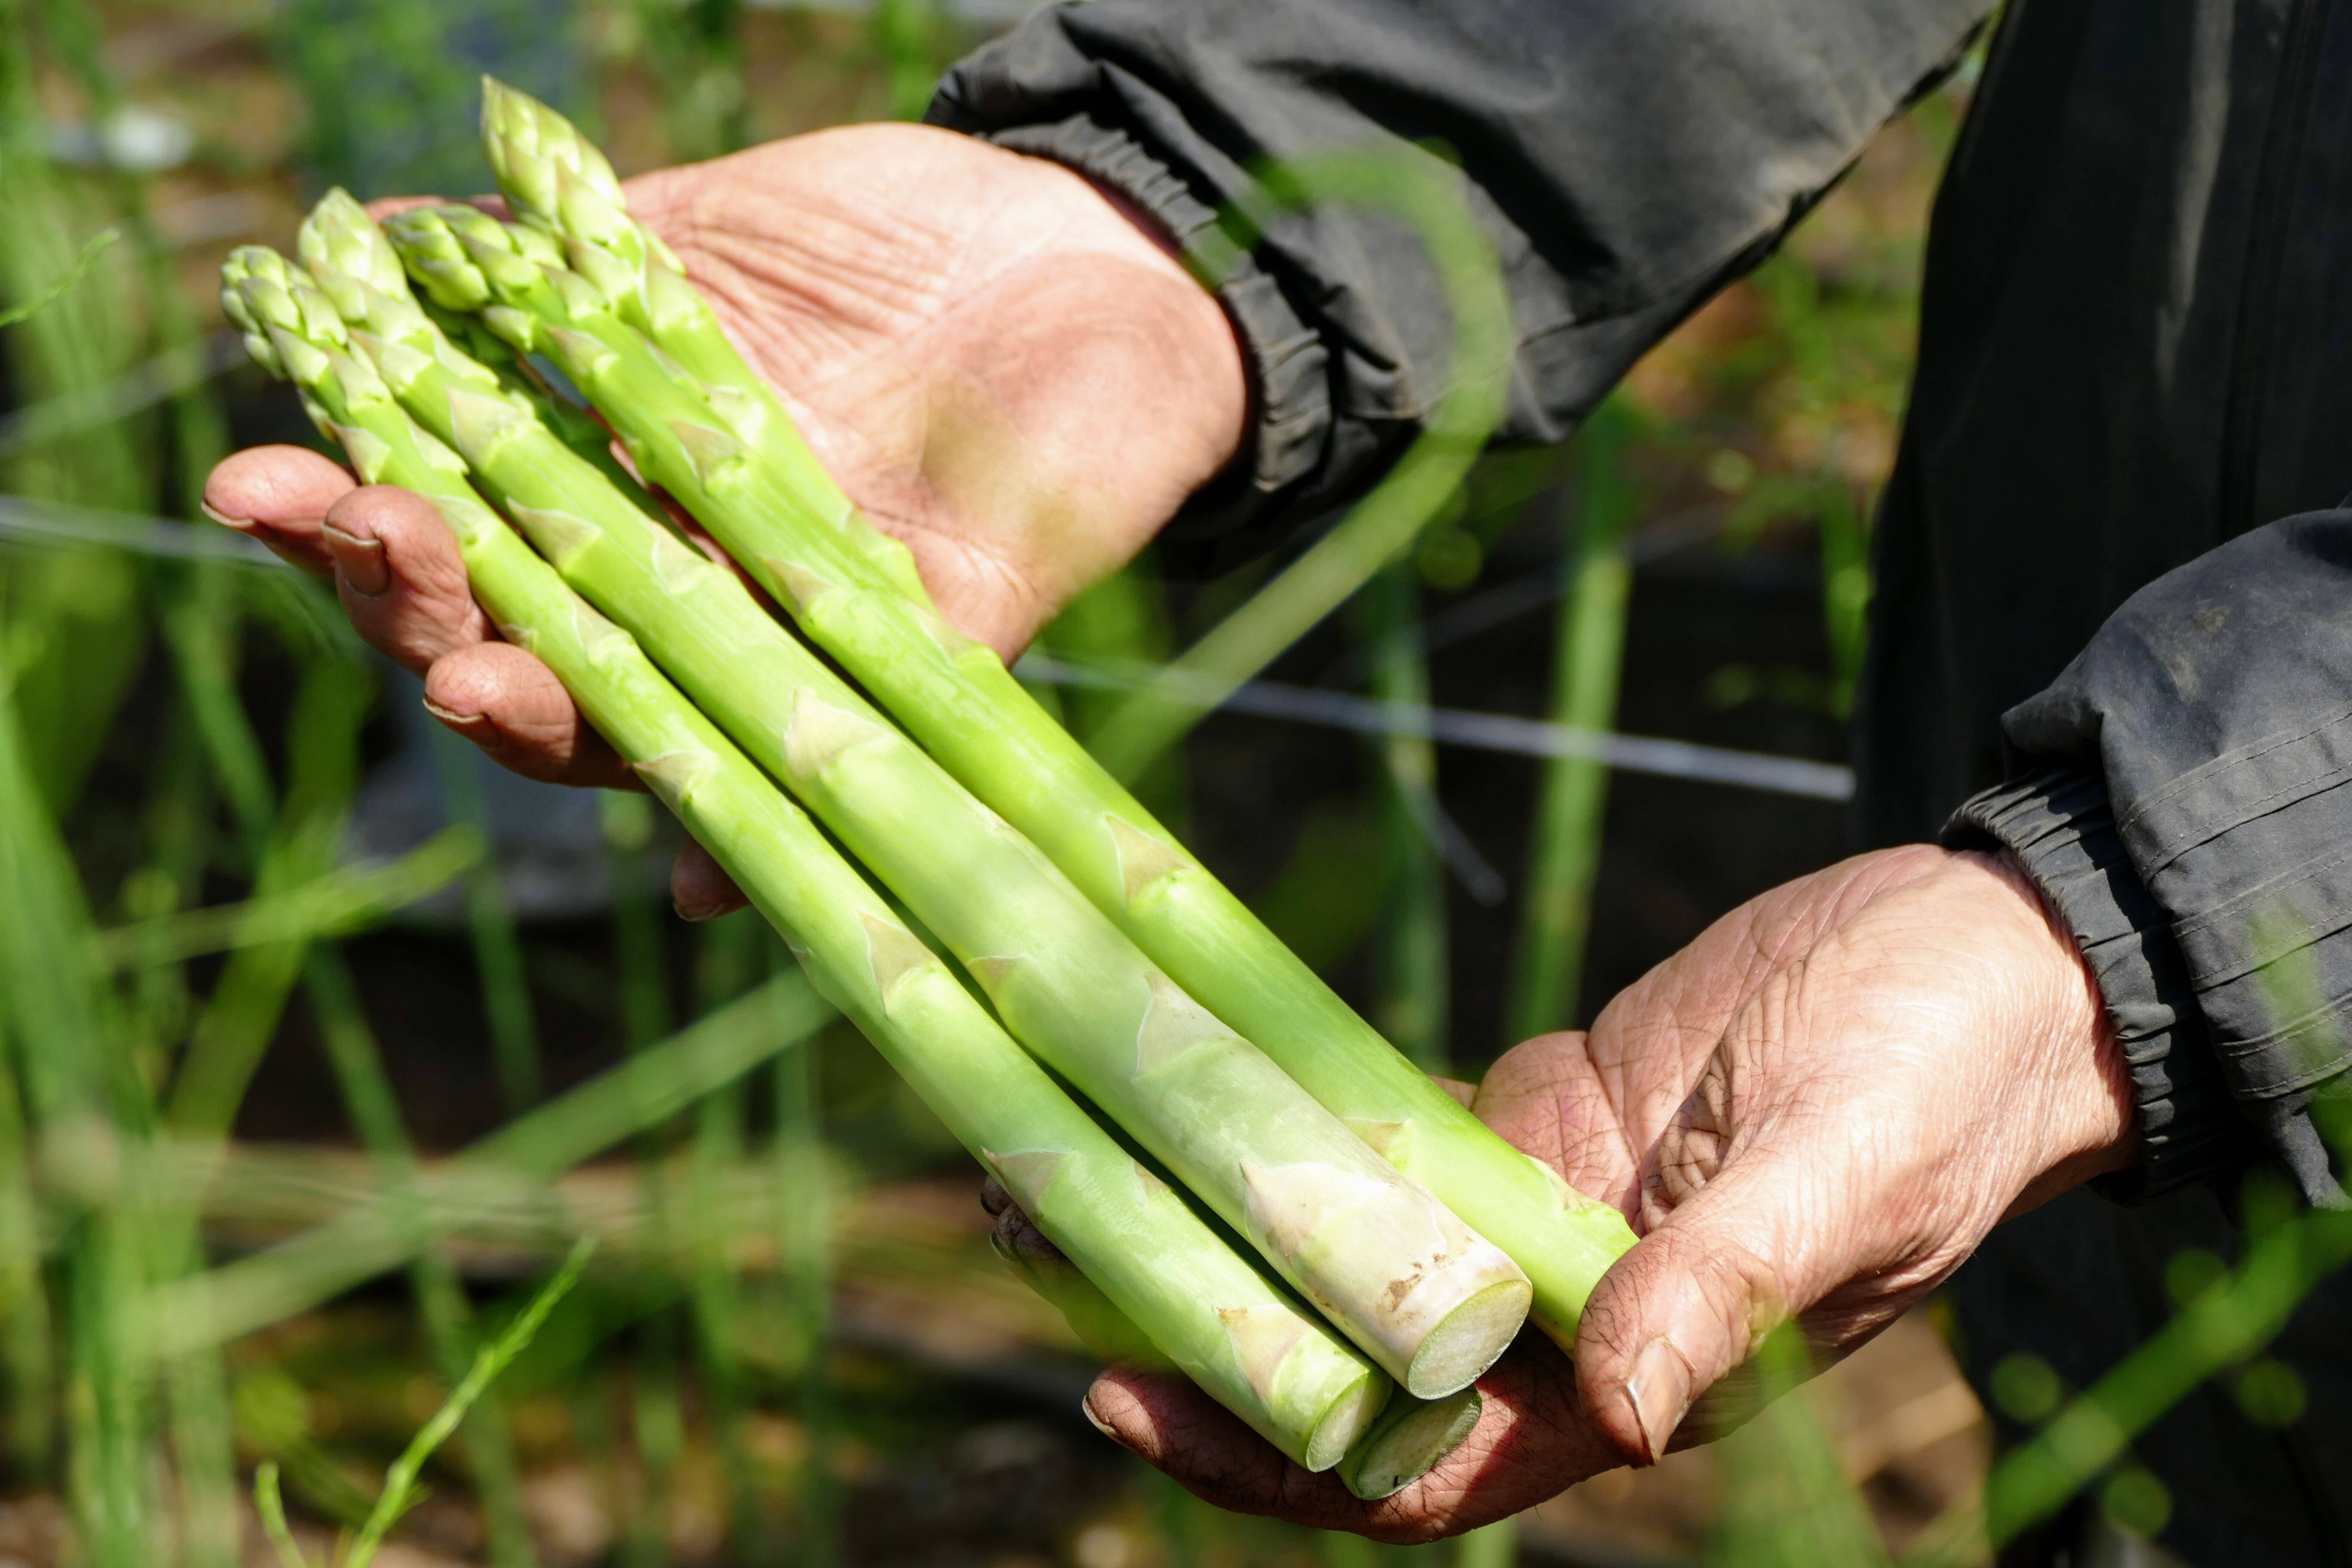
[
  {"xmin": 1065, "ymin": 845, "xmax": 2133, "ymax": 1540},
  {"xmin": 203, "ymin": 124, "xmax": 1244, "ymax": 915},
  {"xmin": 206, "ymin": 129, "xmax": 2133, "ymax": 1543}
]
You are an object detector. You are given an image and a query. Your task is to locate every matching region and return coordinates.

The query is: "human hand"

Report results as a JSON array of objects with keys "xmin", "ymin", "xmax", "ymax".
[
  {"xmin": 203, "ymin": 124, "xmax": 1245, "ymax": 910},
  {"xmin": 1078, "ymin": 845, "xmax": 2133, "ymax": 1540}
]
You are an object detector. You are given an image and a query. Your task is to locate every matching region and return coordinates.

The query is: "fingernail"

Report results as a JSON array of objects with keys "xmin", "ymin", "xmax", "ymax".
[
  {"xmin": 199, "ymin": 501, "xmax": 254, "ymax": 531},
  {"xmin": 674, "ymin": 897, "xmax": 724, "ymax": 924},
  {"xmin": 322, "ymin": 521, "xmax": 390, "ymax": 597},
  {"xmin": 1080, "ymin": 1394, "xmax": 1117, "ymax": 1441},
  {"xmin": 1620, "ymin": 1337, "xmax": 1692, "ymax": 1465},
  {"xmin": 421, "ymin": 698, "xmax": 492, "ymax": 745}
]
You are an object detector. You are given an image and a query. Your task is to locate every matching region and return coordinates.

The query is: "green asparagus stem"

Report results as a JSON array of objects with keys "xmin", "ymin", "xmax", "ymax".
[
  {"xmin": 318, "ymin": 205, "xmax": 1532, "ymax": 1399},
  {"xmin": 221, "ymin": 245, "xmax": 1391, "ymax": 1470},
  {"xmin": 443, "ymin": 89, "xmax": 1644, "ymax": 1344}
]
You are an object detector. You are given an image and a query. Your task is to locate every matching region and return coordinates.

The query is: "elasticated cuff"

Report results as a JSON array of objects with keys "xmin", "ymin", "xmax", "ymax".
[{"xmin": 1943, "ymin": 769, "xmax": 2258, "ymax": 1202}]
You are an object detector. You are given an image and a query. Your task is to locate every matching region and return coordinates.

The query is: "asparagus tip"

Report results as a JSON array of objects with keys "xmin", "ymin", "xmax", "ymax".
[{"xmin": 478, "ymin": 75, "xmax": 625, "ymax": 223}]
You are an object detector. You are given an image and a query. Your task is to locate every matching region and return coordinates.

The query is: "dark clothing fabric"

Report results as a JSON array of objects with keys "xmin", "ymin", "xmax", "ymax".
[
  {"xmin": 1955, "ymin": 514, "xmax": 2352, "ymax": 1209},
  {"xmin": 932, "ymin": 0, "xmax": 1991, "ymax": 572},
  {"xmin": 938, "ymin": 0, "xmax": 2352, "ymax": 1191},
  {"xmin": 932, "ymin": 0, "xmax": 2352, "ymax": 1559},
  {"xmin": 1943, "ymin": 769, "xmax": 2261, "ymax": 1200}
]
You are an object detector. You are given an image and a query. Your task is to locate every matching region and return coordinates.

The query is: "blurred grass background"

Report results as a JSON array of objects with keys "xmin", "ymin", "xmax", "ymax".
[{"xmin": 0, "ymin": 2, "xmax": 2194, "ymax": 1564}]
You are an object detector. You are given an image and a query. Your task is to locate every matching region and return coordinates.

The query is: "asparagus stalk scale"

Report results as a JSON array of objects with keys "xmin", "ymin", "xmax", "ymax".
[
  {"xmin": 307, "ymin": 194, "xmax": 1531, "ymax": 1400},
  {"xmin": 447, "ymin": 84, "xmax": 1643, "ymax": 1344},
  {"xmin": 218, "ymin": 245, "xmax": 1393, "ymax": 1473}
]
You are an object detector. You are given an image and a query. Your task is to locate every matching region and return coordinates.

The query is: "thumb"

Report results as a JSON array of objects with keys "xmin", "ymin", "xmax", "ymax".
[{"xmin": 1571, "ymin": 1173, "xmax": 1795, "ymax": 1467}]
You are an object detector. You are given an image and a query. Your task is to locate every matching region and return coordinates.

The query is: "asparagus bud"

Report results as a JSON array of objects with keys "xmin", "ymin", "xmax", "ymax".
[{"xmin": 229, "ymin": 246, "xmax": 1394, "ymax": 1472}]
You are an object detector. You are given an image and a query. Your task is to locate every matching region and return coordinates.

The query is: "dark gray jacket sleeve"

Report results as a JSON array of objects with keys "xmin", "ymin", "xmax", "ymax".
[
  {"xmin": 1946, "ymin": 512, "xmax": 2352, "ymax": 1207},
  {"xmin": 930, "ymin": 0, "xmax": 1991, "ymax": 572}
]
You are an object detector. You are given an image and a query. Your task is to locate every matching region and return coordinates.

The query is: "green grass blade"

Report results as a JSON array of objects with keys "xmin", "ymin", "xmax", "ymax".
[
  {"xmin": 1708, "ymin": 1327, "xmax": 1886, "ymax": 1568},
  {"xmin": 1356, "ymin": 563, "xmax": 1450, "ymax": 1074},
  {"xmin": 149, "ymin": 973, "xmax": 832, "ymax": 1353},
  {"xmin": 0, "ymin": 668, "xmax": 157, "ymax": 1565},
  {"xmin": 0, "ymin": 226, "xmax": 116, "ymax": 328},
  {"xmin": 601, "ymin": 788, "xmax": 682, "ymax": 1565},
  {"xmin": 1504, "ymin": 399, "xmax": 1638, "ymax": 1042},
  {"xmin": 256, "ymin": 1461, "xmax": 315, "ymax": 1568},
  {"xmin": 428, "ymin": 726, "xmax": 544, "ymax": 1110},
  {"xmin": 166, "ymin": 658, "xmax": 374, "ymax": 1139},
  {"xmin": 1088, "ymin": 151, "xmax": 1513, "ymax": 779},
  {"xmin": 342, "ymin": 1237, "xmax": 597, "ymax": 1568},
  {"xmin": 101, "ymin": 825, "xmax": 483, "ymax": 970},
  {"xmin": 689, "ymin": 914, "xmax": 769, "ymax": 1556},
  {"xmin": 306, "ymin": 946, "xmax": 539, "ymax": 1568},
  {"xmin": 772, "ymin": 965, "xmax": 838, "ymax": 1568},
  {"xmin": 0, "ymin": 1015, "xmax": 49, "ymax": 1473},
  {"xmin": 0, "ymin": 26, "xmax": 151, "ymax": 812}
]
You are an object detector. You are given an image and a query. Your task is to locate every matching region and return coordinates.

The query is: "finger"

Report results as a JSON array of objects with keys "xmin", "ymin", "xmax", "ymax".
[
  {"xmin": 1572, "ymin": 1170, "xmax": 1795, "ymax": 1468},
  {"xmin": 670, "ymin": 838, "xmax": 748, "ymax": 922},
  {"xmin": 1083, "ymin": 1369, "xmax": 1369, "ymax": 1528},
  {"xmin": 990, "ymin": 1202, "xmax": 1069, "ymax": 1268},
  {"xmin": 978, "ymin": 1175, "xmax": 1012, "ymax": 1216},
  {"xmin": 420, "ymin": 642, "xmax": 634, "ymax": 789},
  {"xmin": 202, "ymin": 445, "xmax": 358, "ymax": 576},
  {"xmin": 1087, "ymin": 1334, "xmax": 1609, "ymax": 1543},
  {"xmin": 321, "ymin": 487, "xmax": 494, "ymax": 673}
]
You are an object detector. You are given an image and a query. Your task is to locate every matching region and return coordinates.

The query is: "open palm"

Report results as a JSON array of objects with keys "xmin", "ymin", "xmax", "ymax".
[
  {"xmin": 206, "ymin": 124, "xmax": 1241, "ymax": 907},
  {"xmin": 1080, "ymin": 845, "xmax": 2127, "ymax": 1540},
  {"xmin": 612, "ymin": 124, "xmax": 1243, "ymax": 657}
]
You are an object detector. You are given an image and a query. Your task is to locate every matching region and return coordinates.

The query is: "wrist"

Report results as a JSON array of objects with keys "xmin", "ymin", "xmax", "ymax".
[
  {"xmin": 1961, "ymin": 848, "xmax": 2138, "ymax": 1211},
  {"xmin": 1017, "ymin": 150, "xmax": 1250, "ymax": 487}
]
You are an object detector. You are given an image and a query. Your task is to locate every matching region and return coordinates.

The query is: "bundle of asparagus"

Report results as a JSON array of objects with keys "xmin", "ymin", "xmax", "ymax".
[
  {"xmin": 212, "ymin": 80, "xmax": 1637, "ymax": 1497},
  {"xmin": 456, "ymin": 80, "xmax": 1638, "ymax": 1351}
]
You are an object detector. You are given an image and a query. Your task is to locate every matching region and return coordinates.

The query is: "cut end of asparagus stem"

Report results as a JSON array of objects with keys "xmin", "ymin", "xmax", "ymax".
[
  {"xmin": 1303, "ymin": 1370, "xmax": 1397, "ymax": 1474},
  {"xmin": 1338, "ymin": 1386, "xmax": 1485, "ymax": 1501},
  {"xmin": 1403, "ymin": 1278, "xmax": 1531, "ymax": 1401}
]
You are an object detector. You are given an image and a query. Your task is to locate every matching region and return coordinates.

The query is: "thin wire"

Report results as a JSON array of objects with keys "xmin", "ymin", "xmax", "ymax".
[
  {"xmin": 0, "ymin": 492, "xmax": 1851, "ymax": 801},
  {"xmin": 1018, "ymin": 653, "xmax": 1856, "ymax": 802}
]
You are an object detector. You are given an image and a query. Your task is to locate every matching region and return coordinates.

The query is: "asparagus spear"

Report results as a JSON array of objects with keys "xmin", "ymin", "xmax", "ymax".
[
  {"xmin": 219, "ymin": 246, "xmax": 1393, "ymax": 1472},
  {"xmin": 312, "ymin": 200, "xmax": 1533, "ymax": 1400},
  {"xmin": 438, "ymin": 89, "xmax": 1644, "ymax": 1344}
]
